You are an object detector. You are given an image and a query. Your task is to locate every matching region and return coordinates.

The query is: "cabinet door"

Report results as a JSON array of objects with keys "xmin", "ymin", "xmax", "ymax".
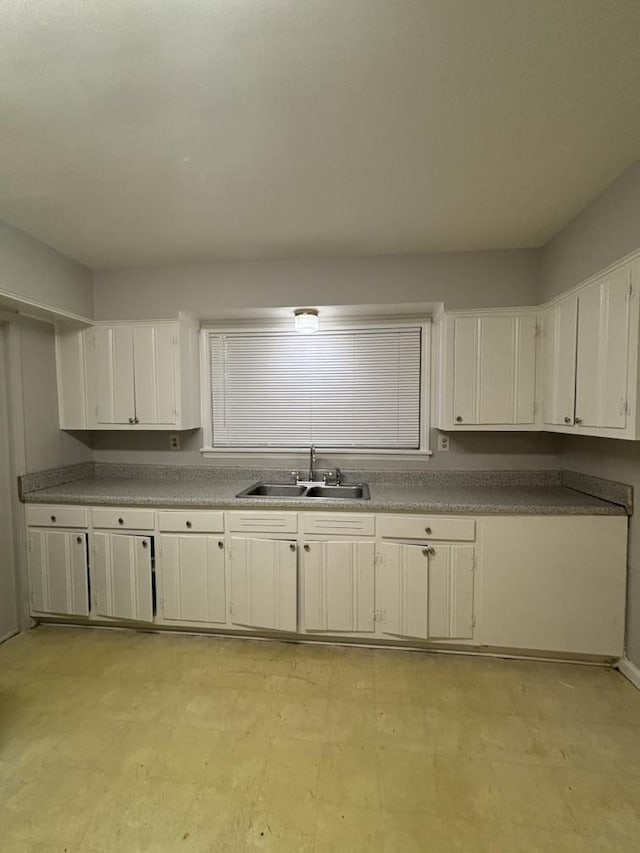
[
  {"xmin": 542, "ymin": 297, "xmax": 578, "ymax": 426},
  {"xmin": 452, "ymin": 315, "xmax": 536, "ymax": 425},
  {"xmin": 133, "ymin": 325, "xmax": 177, "ymax": 425},
  {"xmin": 303, "ymin": 540, "xmax": 375, "ymax": 633},
  {"xmin": 377, "ymin": 542, "xmax": 429, "ymax": 640},
  {"xmin": 575, "ymin": 270, "xmax": 631, "ymax": 430},
  {"xmin": 160, "ymin": 534, "xmax": 226, "ymax": 624},
  {"xmin": 92, "ymin": 326, "xmax": 136, "ymax": 425},
  {"xmin": 28, "ymin": 529, "xmax": 89, "ymax": 616},
  {"xmin": 230, "ymin": 537, "xmax": 297, "ymax": 632},
  {"xmin": 427, "ymin": 544, "xmax": 475, "ymax": 640},
  {"xmin": 378, "ymin": 542, "xmax": 474, "ymax": 640},
  {"xmin": 93, "ymin": 532, "xmax": 153, "ymax": 622}
]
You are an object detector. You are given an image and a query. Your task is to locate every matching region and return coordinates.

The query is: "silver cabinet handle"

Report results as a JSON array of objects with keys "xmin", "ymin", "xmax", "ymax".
[
  {"xmin": 218, "ymin": 541, "xmax": 224, "ymax": 549},
  {"xmin": 50, "ymin": 515, "xmax": 57, "ymax": 522},
  {"xmin": 118, "ymin": 518, "xmax": 124, "ymax": 525},
  {"xmin": 128, "ymin": 417, "xmax": 134, "ymax": 424},
  {"xmin": 186, "ymin": 520, "xmax": 192, "ymax": 528},
  {"xmin": 289, "ymin": 543, "xmax": 296, "ymax": 552},
  {"xmin": 304, "ymin": 544, "xmax": 310, "ymax": 551},
  {"xmin": 575, "ymin": 417, "xmax": 583, "ymax": 425},
  {"xmin": 141, "ymin": 540, "xmax": 148, "ymax": 549},
  {"xmin": 425, "ymin": 527, "xmax": 432, "ymax": 535},
  {"xmin": 422, "ymin": 546, "xmax": 435, "ymax": 556},
  {"xmin": 564, "ymin": 416, "xmax": 572, "ymax": 424},
  {"xmin": 455, "ymin": 416, "xmax": 463, "ymax": 423},
  {"xmin": 76, "ymin": 536, "xmax": 83, "ymax": 544},
  {"xmin": 134, "ymin": 417, "xmax": 139, "ymax": 424}
]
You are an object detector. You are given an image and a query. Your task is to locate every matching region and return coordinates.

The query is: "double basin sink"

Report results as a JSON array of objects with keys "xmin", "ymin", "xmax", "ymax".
[{"xmin": 236, "ymin": 482, "xmax": 370, "ymax": 500}]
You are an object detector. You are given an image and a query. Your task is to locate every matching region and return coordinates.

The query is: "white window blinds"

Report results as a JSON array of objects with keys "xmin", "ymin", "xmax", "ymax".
[{"xmin": 208, "ymin": 327, "xmax": 422, "ymax": 449}]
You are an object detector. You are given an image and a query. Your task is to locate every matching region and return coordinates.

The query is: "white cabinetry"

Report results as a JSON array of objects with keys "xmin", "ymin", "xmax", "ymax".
[
  {"xmin": 92, "ymin": 532, "xmax": 154, "ymax": 623},
  {"xmin": 27, "ymin": 529, "xmax": 89, "ymax": 617},
  {"xmin": 159, "ymin": 535, "xmax": 227, "ymax": 625},
  {"xmin": 377, "ymin": 541, "xmax": 474, "ymax": 641},
  {"xmin": 229, "ymin": 536, "xmax": 297, "ymax": 633},
  {"xmin": 542, "ymin": 257, "xmax": 640, "ymax": 438},
  {"xmin": 478, "ymin": 516, "xmax": 627, "ymax": 656},
  {"xmin": 435, "ymin": 310, "xmax": 538, "ymax": 430},
  {"xmin": 302, "ymin": 540, "xmax": 375, "ymax": 633},
  {"xmin": 55, "ymin": 315, "xmax": 200, "ymax": 430}
]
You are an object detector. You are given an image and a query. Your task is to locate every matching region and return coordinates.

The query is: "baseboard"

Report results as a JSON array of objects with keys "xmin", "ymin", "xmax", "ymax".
[{"xmin": 617, "ymin": 656, "xmax": 640, "ymax": 690}]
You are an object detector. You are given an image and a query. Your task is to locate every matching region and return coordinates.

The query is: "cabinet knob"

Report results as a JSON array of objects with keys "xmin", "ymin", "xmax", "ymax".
[
  {"xmin": 50, "ymin": 515, "xmax": 57, "ymax": 522},
  {"xmin": 422, "ymin": 546, "xmax": 435, "ymax": 556},
  {"xmin": 76, "ymin": 536, "xmax": 83, "ymax": 544},
  {"xmin": 564, "ymin": 416, "xmax": 572, "ymax": 424},
  {"xmin": 575, "ymin": 417, "xmax": 583, "ymax": 425},
  {"xmin": 118, "ymin": 517, "xmax": 124, "ymax": 525},
  {"xmin": 289, "ymin": 544, "xmax": 296, "ymax": 552},
  {"xmin": 425, "ymin": 527, "xmax": 432, "ymax": 535},
  {"xmin": 134, "ymin": 417, "xmax": 139, "ymax": 424},
  {"xmin": 186, "ymin": 520, "xmax": 192, "ymax": 528},
  {"xmin": 218, "ymin": 540, "xmax": 224, "ymax": 549},
  {"xmin": 128, "ymin": 417, "xmax": 134, "ymax": 424},
  {"xmin": 304, "ymin": 544, "xmax": 310, "ymax": 552},
  {"xmin": 141, "ymin": 540, "xmax": 148, "ymax": 549},
  {"xmin": 455, "ymin": 415, "xmax": 463, "ymax": 423}
]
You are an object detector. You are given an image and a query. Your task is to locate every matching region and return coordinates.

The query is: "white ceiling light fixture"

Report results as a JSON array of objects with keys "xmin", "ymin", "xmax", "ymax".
[{"xmin": 294, "ymin": 308, "xmax": 319, "ymax": 334}]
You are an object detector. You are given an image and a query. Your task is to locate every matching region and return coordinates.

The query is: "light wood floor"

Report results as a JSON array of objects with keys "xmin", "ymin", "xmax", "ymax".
[{"xmin": 1, "ymin": 625, "xmax": 640, "ymax": 852}]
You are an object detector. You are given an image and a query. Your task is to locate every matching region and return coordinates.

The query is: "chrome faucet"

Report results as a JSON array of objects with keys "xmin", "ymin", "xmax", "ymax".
[{"xmin": 308, "ymin": 444, "xmax": 317, "ymax": 482}]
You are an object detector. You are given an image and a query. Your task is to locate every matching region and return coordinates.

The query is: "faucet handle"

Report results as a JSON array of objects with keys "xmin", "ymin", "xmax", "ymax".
[{"xmin": 289, "ymin": 470, "xmax": 300, "ymax": 484}]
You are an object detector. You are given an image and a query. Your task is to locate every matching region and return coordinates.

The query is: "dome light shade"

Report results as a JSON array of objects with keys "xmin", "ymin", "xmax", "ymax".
[{"xmin": 294, "ymin": 308, "xmax": 319, "ymax": 334}]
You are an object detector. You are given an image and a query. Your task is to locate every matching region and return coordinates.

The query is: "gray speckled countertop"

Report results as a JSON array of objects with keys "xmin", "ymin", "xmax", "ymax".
[{"xmin": 22, "ymin": 475, "xmax": 627, "ymax": 515}]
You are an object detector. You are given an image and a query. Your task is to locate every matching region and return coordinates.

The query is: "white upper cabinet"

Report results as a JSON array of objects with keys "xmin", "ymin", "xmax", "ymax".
[
  {"xmin": 542, "ymin": 296, "xmax": 578, "ymax": 426},
  {"xmin": 56, "ymin": 315, "xmax": 201, "ymax": 430},
  {"xmin": 435, "ymin": 310, "xmax": 538, "ymax": 430},
  {"xmin": 542, "ymin": 256, "xmax": 639, "ymax": 439}
]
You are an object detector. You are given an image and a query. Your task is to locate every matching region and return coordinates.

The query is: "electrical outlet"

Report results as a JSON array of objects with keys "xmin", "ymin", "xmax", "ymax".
[
  {"xmin": 437, "ymin": 433, "xmax": 450, "ymax": 452},
  {"xmin": 169, "ymin": 433, "xmax": 181, "ymax": 450}
]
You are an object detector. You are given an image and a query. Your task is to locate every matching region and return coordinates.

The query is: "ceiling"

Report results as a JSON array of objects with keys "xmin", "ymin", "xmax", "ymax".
[{"xmin": 1, "ymin": 0, "xmax": 640, "ymax": 270}]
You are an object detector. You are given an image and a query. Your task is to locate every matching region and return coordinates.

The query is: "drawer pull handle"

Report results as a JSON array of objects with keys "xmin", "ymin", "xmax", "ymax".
[
  {"xmin": 575, "ymin": 417, "xmax": 583, "ymax": 425},
  {"xmin": 218, "ymin": 541, "xmax": 224, "ymax": 549},
  {"xmin": 118, "ymin": 518, "xmax": 124, "ymax": 525},
  {"xmin": 76, "ymin": 536, "xmax": 83, "ymax": 544},
  {"xmin": 425, "ymin": 527, "xmax": 432, "ymax": 535},
  {"xmin": 289, "ymin": 544, "xmax": 296, "ymax": 552},
  {"xmin": 186, "ymin": 520, "xmax": 192, "ymax": 528},
  {"xmin": 304, "ymin": 544, "xmax": 310, "ymax": 551},
  {"xmin": 128, "ymin": 417, "xmax": 134, "ymax": 424},
  {"xmin": 141, "ymin": 540, "xmax": 148, "ymax": 549},
  {"xmin": 423, "ymin": 546, "xmax": 435, "ymax": 557},
  {"xmin": 564, "ymin": 416, "xmax": 572, "ymax": 424},
  {"xmin": 50, "ymin": 515, "xmax": 57, "ymax": 522},
  {"xmin": 455, "ymin": 415, "xmax": 463, "ymax": 423}
]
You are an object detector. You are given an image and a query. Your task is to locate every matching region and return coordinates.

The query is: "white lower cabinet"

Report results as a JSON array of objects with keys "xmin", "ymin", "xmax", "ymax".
[
  {"xmin": 92, "ymin": 532, "xmax": 154, "ymax": 623},
  {"xmin": 28, "ymin": 529, "xmax": 89, "ymax": 617},
  {"xmin": 302, "ymin": 540, "xmax": 375, "ymax": 633},
  {"xmin": 229, "ymin": 536, "xmax": 297, "ymax": 633},
  {"xmin": 377, "ymin": 542, "xmax": 474, "ymax": 641},
  {"xmin": 159, "ymin": 534, "xmax": 227, "ymax": 625}
]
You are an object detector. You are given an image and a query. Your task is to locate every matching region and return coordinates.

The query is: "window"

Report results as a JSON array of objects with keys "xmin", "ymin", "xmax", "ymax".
[{"xmin": 203, "ymin": 323, "xmax": 429, "ymax": 453}]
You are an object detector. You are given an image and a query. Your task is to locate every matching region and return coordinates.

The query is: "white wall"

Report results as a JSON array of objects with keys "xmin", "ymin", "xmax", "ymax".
[
  {"xmin": 0, "ymin": 218, "xmax": 93, "ymax": 318},
  {"xmin": 93, "ymin": 249, "xmax": 540, "ymax": 320},
  {"xmin": 540, "ymin": 158, "xmax": 640, "ymax": 667},
  {"xmin": 0, "ymin": 326, "xmax": 19, "ymax": 639},
  {"xmin": 541, "ymin": 159, "xmax": 640, "ymax": 301},
  {"xmin": 17, "ymin": 319, "xmax": 92, "ymax": 473}
]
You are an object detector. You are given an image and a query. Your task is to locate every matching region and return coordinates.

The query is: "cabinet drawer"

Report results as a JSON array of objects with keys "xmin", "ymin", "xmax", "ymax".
[
  {"xmin": 303, "ymin": 513, "xmax": 375, "ymax": 536},
  {"xmin": 26, "ymin": 505, "xmax": 88, "ymax": 529},
  {"xmin": 92, "ymin": 507, "xmax": 155, "ymax": 530},
  {"xmin": 158, "ymin": 510, "xmax": 224, "ymax": 533},
  {"xmin": 378, "ymin": 515, "xmax": 475, "ymax": 542},
  {"xmin": 229, "ymin": 511, "xmax": 298, "ymax": 533}
]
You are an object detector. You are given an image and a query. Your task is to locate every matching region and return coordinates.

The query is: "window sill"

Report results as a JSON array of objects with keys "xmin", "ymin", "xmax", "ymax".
[{"xmin": 200, "ymin": 447, "xmax": 433, "ymax": 459}]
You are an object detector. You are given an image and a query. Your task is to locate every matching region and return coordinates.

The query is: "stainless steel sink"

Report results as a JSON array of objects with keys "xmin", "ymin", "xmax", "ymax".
[
  {"xmin": 305, "ymin": 484, "xmax": 370, "ymax": 499},
  {"xmin": 236, "ymin": 483, "xmax": 307, "ymax": 497},
  {"xmin": 236, "ymin": 481, "xmax": 370, "ymax": 500}
]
